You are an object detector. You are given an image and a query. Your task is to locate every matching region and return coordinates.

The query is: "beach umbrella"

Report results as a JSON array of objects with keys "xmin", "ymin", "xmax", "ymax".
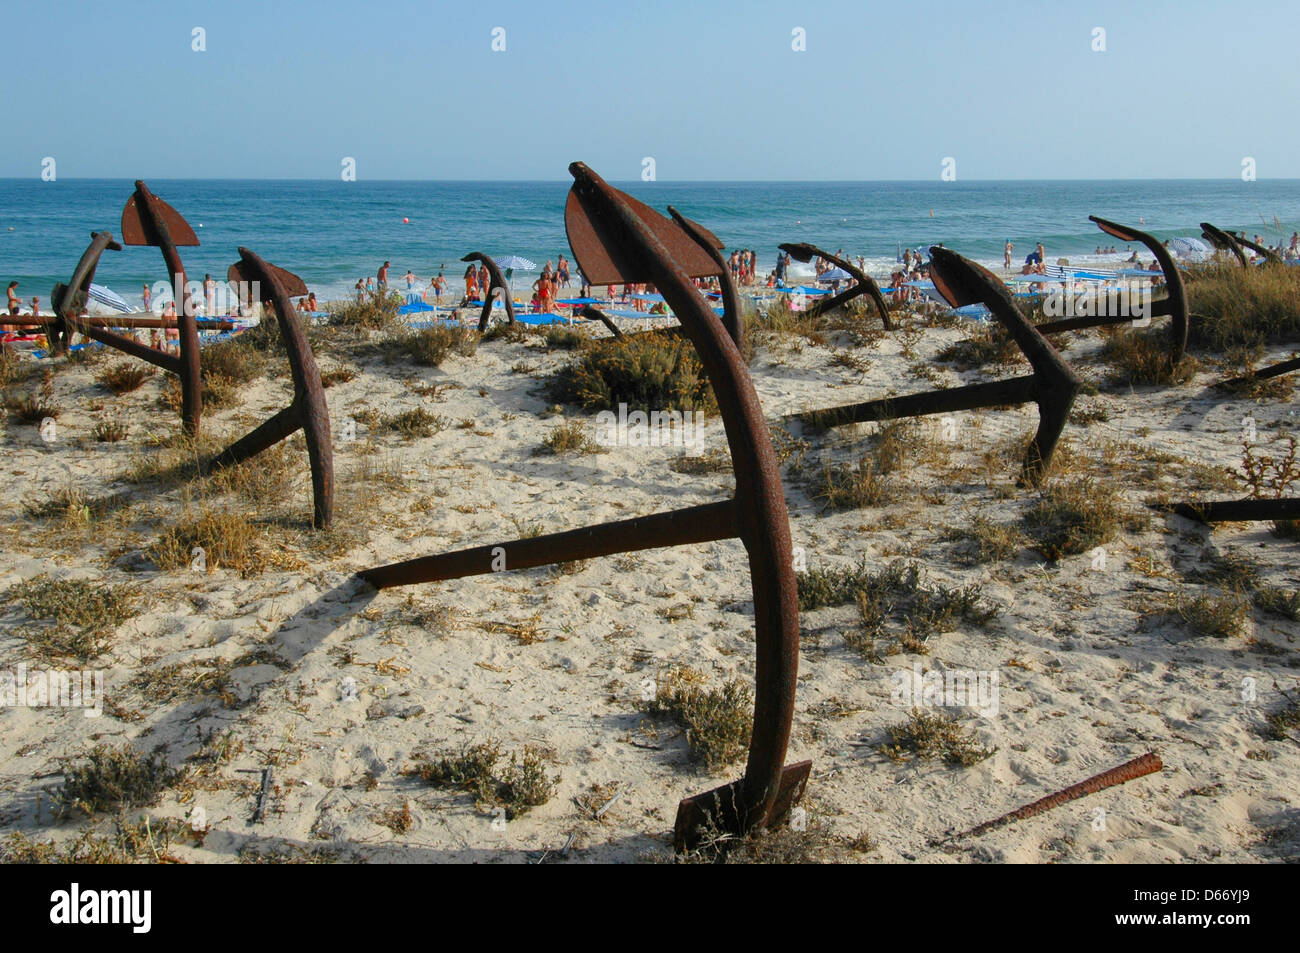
[
  {"xmin": 1167, "ymin": 236, "xmax": 1211, "ymax": 261},
  {"xmin": 817, "ymin": 267, "xmax": 852, "ymax": 282},
  {"xmin": 87, "ymin": 283, "xmax": 131, "ymax": 313},
  {"xmin": 494, "ymin": 255, "xmax": 537, "ymax": 291}
]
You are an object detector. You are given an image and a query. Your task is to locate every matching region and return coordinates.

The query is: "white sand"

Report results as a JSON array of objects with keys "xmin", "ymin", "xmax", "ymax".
[{"xmin": 0, "ymin": 304, "xmax": 1297, "ymax": 863}]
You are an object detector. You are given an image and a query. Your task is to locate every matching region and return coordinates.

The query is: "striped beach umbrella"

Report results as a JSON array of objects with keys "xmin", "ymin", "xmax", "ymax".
[{"xmin": 87, "ymin": 283, "xmax": 132, "ymax": 313}]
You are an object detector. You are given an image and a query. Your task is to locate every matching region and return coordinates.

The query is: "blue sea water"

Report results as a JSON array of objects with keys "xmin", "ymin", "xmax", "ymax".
[{"xmin": 2, "ymin": 178, "xmax": 1298, "ymax": 310}]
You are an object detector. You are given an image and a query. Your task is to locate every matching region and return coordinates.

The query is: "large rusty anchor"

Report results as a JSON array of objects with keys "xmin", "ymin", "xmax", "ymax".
[
  {"xmin": 203, "ymin": 249, "xmax": 334, "ymax": 530},
  {"xmin": 49, "ymin": 182, "xmax": 205, "ymax": 435},
  {"xmin": 359, "ymin": 162, "xmax": 808, "ymax": 851},
  {"xmin": 461, "ymin": 252, "xmax": 516, "ymax": 332},
  {"xmin": 1201, "ymin": 223, "xmax": 1284, "ymax": 267},
  {"xmin": 778, "ymin": 242, "xmax": 893, "ymax": 330},
  {"xmin": 793, "ymin": 248, "xmax": 1082, "ymax": 486},
  {"xmin": 1034, "ymin": 216, "xmax": 1189, "ymax": 367}
]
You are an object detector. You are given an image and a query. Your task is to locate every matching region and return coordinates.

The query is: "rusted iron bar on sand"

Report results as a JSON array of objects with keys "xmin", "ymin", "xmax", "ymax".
[{"xmin": 939, "ymin": 752, "xmax": 1162, "ymax": 843}]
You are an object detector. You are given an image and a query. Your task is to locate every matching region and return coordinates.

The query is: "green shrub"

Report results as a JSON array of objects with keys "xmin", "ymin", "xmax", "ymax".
[
  {"xmin": 393, "ymin": 326, "xmax": 478, "ymax": 366},
  {"xmin": 547, "ymin": 329, "xmax": 714, "ymax": 414},
  {"xmin": 56, "ymin": 744, "xmax": 179, "ymax": 818},
  {"xmin": 641, "ymin": 667, "xmax": 753, "ymax": 770}
]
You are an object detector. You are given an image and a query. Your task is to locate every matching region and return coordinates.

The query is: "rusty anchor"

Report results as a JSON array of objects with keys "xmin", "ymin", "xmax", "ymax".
[
  {"xmin": 1033, "ymin": 217, "xmax": 1189, "ymax": 368},
  {"xmin": 203, "ymin": 248, "xmax": 334, "ymax": 530},
  {"xmin": 359, "ymin": 162, "xmax": 808, "ymax": 850},
  {"xmin": 778, "ymin": 242, "xmax": 894, "ymax": 330},
  {"xmin": 461, "ymin": 253, "xmax": 516, "ymax": 332},
  {"xmin": 792, "ymin": 247, "xmax": 1082, "ymax": 486},
  {"xmin": 1200, "ymin": 222, "xmax": 1284, "ymax": 267},
  {"xmin": 49, "ymin": 182, "xmax": 206, "ymax": 435}
]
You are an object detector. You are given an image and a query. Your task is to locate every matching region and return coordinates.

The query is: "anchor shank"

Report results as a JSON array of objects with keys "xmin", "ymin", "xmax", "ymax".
[
  {"xmin": 800, "ymin": 375, "xmax": 1037, "ymax": 430},
  {"xmin": 360, "ymin": 499, "xmax": 739, "ymax": 589}
]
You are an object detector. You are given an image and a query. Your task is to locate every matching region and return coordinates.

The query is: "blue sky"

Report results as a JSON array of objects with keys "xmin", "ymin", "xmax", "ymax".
[{"xmin": 4, "ymin": 0, "xmax": 1296, "ymax": 180}]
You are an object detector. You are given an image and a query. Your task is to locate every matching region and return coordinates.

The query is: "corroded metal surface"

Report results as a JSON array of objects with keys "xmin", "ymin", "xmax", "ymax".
[
  {"xmin": 461, "ymin": 252, "xmax": 516, "ymax": 332},
  {"xmin": 779, "ymin": 242, "xmax": 893, "ymax": 330},
  {"xmin": 52, "ymin": 231, "xmax": 188, "ymax": 376},
  {"xmin": 669, "ymin": 207, "xmax": 743, "ymax": 347},
  {"xmin": 208, "ymin": 249, "xmax": 334, "ymax": 530},
  {"xmin": 1200, "ymin": 222, "xmax": 1250, "ymax": 267},
  {"xmin": 361, "ymin": 162, "xmax": 805, "ymax": 849},
  {"xmin": 1032, "ymin": 217, "xmax": 1189, "ymax": 368},
  {"xmin": 121, "ymin": 181, "xmax": 204, "ymax": 435},
  {"xmin": 952, "ymin": 753, "xmax": 1162, "ymax": 841},
  {"xmin": 575, "ymin": 305, "xmax": 624, "ymax": 338},
  {"xmin": 796, "ymin": 247, "xmax": 1081, "ymax": 485},
  {"xmin": 564, "ymin": 187, "xmax": 723, "ymax": 285},
  {"xmin": 1158, "ymin": 496, "xmax": 1300, "ymax": 526},
  {"xmin": 1202, "ymin": 223, "xmax": 1284, "ymax": 266}
]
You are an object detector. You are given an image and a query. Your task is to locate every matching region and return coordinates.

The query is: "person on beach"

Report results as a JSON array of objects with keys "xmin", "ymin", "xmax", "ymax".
[
  {"xmin": 377, "ymin": 261, "xmax": 390, "ymax": 296},
  {"xmin": 6, "ymin": 281, "xmax": 19, "ymax": 317},
  {"xmin": 1004, "ymin": 241, "xmax": 1014, "ymax": 269},
  {"xmin": 532, "ymin": 273, "xmax": 553, "ymax": 314},
  {"xmin": 306, "ymin": 292, "xmax": 318, "ymax": 313},
  {"xmin": 153, "ymin": 300, "xmax": 177, "ymax": 352},
  {"xmin": 478, "ymin": 265, "xmax": 490, "ymax": 301},
  {"xmin": 463, "ymin": 264, "xmax": 479, "ymax": 304},
  {"xmin": 204, "ymin": 274, "xmax": 216, "ymax": 315},
  {"xmin": 355, "ymin": 279, "xmax": 366, "ymax": 303}
]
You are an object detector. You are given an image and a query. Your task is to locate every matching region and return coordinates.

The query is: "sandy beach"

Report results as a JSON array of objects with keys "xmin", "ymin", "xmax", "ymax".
[{"xmin": 1, "ymin": 278, "xmax": 1297, "ymax": 865}]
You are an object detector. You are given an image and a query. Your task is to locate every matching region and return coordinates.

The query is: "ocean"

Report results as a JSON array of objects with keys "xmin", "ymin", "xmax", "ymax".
[{"xmin": 3, "ymin": 178, "xmax": 1298, "ymax": 311}]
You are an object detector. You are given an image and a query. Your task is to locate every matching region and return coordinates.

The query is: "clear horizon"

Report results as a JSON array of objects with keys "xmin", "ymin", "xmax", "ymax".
[{"xmin": 3, "ymin": 0, "xmax": 1296, "ymax": 181}]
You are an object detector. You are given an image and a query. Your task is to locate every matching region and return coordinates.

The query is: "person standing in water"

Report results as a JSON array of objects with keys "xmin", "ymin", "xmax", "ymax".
[{"xmin": 1004, "ymin": 241, "xmax": 1014, "ymax": 270}]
